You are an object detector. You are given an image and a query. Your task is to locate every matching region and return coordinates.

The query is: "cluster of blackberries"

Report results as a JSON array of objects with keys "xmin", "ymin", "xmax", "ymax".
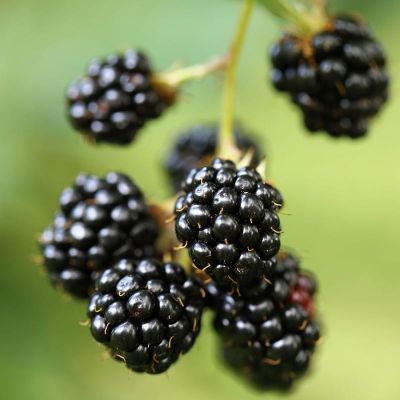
[
  {"xmin": 270, "ymin": 15, "xmax": 389, "ymax": 138},
  {"xmin": 39, "ymin": 172, "xmax": 159, "ymax": 298},
  {"xmin": 39, "ymin": 170, "xmax": 208, "ymax": 374},
  {"xmin": 174, "ymin": 158, "xmax": 283, "ymax": 290},
  {"xmin": 35, "ymin": 0, "xmax": 393, "ymax": 391},
  {"xmin": 67, "ymin": 50, "xmax": 173, "ymax": 144},
  {"xmin": 167, "ymin": 155, "xmax": 321, "ymax": 388},
  {"xmin": 41, "ymin": 7, "xmax": 394, "ymax": 392},
  {"xmin": 38, "ymin": 151, "xmax": 321, "ymax": 386},
  {"xmin": 164, "ymin": 124, "xmax": 261, "ymax": 192},
  {"xmin": 215, "ymin": 252, "xmax": 320, "ymax": 389}
]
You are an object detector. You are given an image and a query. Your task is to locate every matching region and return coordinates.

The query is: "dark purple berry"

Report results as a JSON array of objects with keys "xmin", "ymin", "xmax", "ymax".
[
  {"xmin": 174, "ymin": 159, "xmax": 283, "ymax": 290},
  {"xmin": 213, "ymin": 250, "xmax": 321, "ymax": 390},
  {"xmin": 269, "ymin": 14, "xmax": 389, "ymax": 138},
  {"xmin": 88, "ymin": 259, "xmax": 205, "ymax": 374},
  {"xmin": 67, "ymin": 50, "xmax": 173, "ymax": 145},
  {"xmin": 39, "ymin": 172, "xmax": 159, "ymax": 298},
  {"xmin": 164, "ymin": 124, "xmax": 262, "ymax": 192}
]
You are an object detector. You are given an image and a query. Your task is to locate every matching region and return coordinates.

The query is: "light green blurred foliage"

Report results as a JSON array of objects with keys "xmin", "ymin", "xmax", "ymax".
[{"xmin": 0, "ymin": 0, "xmax": 399, "ymax": 399}]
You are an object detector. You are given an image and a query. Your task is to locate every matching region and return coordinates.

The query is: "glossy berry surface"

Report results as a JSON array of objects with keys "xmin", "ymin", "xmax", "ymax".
[
  {"xmin": 39, "ymin": 172, "xmax": 159, "ymax": 298},
  {"xmin": 87, "ymin": 259, "xmax": 205, "ymax": 374},
  {"xmin": 164, "ymin": 124, "xmax": 261, "ymax": 192},
  {"xmin": 174, "ymin": 158, "xmax": 282, "ymax": 290},
  {"xmin": 270, "ymin": 15, "xmax": 389, "ymax": 138},
  {"xmin": 67, "ymin": 50, "xmax": 172, "ymax": 144},
  {"xmin": 215, "ymin": 251, "xmax": 320, "ymax": 390}
]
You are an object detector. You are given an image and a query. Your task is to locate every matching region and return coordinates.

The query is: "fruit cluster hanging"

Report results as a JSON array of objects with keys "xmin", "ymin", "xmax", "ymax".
[{"xmin": 38, "ymin": 0, "xmax": 389, "ymax": 391}]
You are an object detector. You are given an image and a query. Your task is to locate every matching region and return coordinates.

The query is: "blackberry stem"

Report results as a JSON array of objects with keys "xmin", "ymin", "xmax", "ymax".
[
  {"xmin": 152, "ymin": 55, "xmax": 229, "ymax": 100},
  {"xmin": 256, "ymin": 0, "xmax": 326, "ymax": 34},
  {"xmin": 217, "ymin": 0, "xmax": 254, "ymax": 160}
]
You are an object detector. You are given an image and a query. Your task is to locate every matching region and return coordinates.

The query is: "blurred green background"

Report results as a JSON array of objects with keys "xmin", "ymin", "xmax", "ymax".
[{"xmin": 1, "ymin": 0, "xmax": 399, "ymax": 399}]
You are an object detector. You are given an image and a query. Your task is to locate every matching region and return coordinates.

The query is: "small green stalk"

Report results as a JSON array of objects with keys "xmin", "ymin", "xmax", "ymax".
[
  {"xmin": 217, "ymin": 0, "xmax": 254, "ymax": 160},
  {"xmin": 154, "ymin": 55, "xmax": 229, "ymax": 87},
  {"xmin": 151, "ymin": 55, "xmax": 228, "ymax": 103}
]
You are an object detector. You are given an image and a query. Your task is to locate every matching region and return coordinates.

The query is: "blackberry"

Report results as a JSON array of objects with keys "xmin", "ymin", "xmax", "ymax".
[
  {"xmin": 67, "ymin": 50, "xmax": 174, "ymax": 144},
  {"xmin": 164, "ymin": 124, "xmax": 261, "ymax": 192},
  {"xmin": 87, "ymin": 258, "xmax": 205, "ymax": 374},
  {"xmin": 174, "ymin": 158, "xmax": 283, "ymax": 290},
  {"xmin": 270, "ymin": 15, "xmax": 389, "ymax": 138},
  {"xmin": 39, "ymin": 172, "xmax": 159, "ymax": 298},
  {"xmin": 215, "ymin": 251, "xmax": 320, "ymax": 390}
]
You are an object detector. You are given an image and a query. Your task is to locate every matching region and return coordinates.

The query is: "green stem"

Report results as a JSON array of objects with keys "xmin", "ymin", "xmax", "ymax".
[
  {"xmin": 154, "ymin": 55, "xmax": 229, "ymax": 87},
  {"xmin": 217, "ymin": 0, "xmax": 254, "ymax": 159}
]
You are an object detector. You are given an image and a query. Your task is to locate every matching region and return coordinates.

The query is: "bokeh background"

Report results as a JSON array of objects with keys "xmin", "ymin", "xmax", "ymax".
[{"xmin": 1, "ymin": 0, "xmax": 399, "ymax": 399}]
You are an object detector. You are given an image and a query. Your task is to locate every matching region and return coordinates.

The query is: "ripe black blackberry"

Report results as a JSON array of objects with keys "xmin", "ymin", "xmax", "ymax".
[
  {"xmin": 164, "ymin": 124, "xmax": 261, "ymax": 192},
  {"xmin": 87, "ymin": 258, "xmax": 205, "ymax": 374},
  {"xmin": 174, "ymin": 158, "xmax": 283, "ymax": 290},
  {"xmin": 39, "ymin": 172, "xmax": 159, "ymax": 298},
  {"xmin": 215, "ymin": 251, "xmax": 320, "ymax": 390},
  {"xmin": 270, "ymin": 15, "xmax": 389, "ymax": 138},
  {"xmin": 67, "ymin": 50, "xmax": 174, "ymax": 144}
]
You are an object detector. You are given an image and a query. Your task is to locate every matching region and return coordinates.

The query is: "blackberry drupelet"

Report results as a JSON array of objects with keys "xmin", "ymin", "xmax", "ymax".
[
  {"xmin": 67, "ymin": 50, "xmax": 174, "ymax": 144},
  {"xmin": 39, "ymin": 172, "xmax": 159, "ymax": 298},
  {"xmin": 174, "ymin": 158, "xmax": 283, "ymax": 290},
  {"xmin": 203, "ymin": 280, "xmax": 220, "ymax": 309},
  {"xmin": 270, "ymin": 15, "xmax": 389, "ymax": 138},
  {"xmin": 164, "ymin": 124, "xmax": 261, "ymax": 192},
  {"xmin": 87, "ymin": 258, "xmax": 205, "ymax": 374},
  {"xmin": 215, "ymin": 251, "xmax": 320, "ymax": 390}
]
